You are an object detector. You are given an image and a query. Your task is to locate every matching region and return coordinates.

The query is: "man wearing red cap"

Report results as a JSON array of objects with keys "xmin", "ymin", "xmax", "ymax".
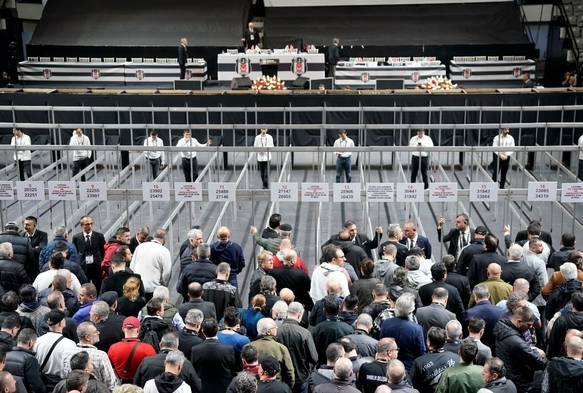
[{"xmin": 107, "ymin": 316, "xmax": 156, "ymax": 384}]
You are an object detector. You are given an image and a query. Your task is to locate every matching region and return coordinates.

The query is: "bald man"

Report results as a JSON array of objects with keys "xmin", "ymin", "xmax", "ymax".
[
  {"xmin": 542, "ymin": 335, "xmax": 583, "ymax": 393},
  {"xmin": 309, "ymin": 279, "xmax": 344, "ymax": 327},
  {"xmin": 469, "ymin": 263, "xmax": 512, "ymax": 307},
  {"xmin": 210, "ymin": 227, "xmax": 245, "ymax": 288},
  {"xmin": 274, "ymin": 239, "xmax": 309, "ymax": 273},
  {"xmin": 279, "ymin": 288, "xmax": 310, "ymax": 328},
  {"xmin": 270, "ymin": 250, "xmax": 313, "ymax": 311}
]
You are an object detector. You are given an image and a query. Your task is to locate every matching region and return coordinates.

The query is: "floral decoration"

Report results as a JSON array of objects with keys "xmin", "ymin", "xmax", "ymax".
[
  {"xmin": 421, "ymin": 76, "xmax": 458, "ymax": 90},
  {"xmin": 252, "ymin": 75, "xmax": 287, "ymax": 91}
]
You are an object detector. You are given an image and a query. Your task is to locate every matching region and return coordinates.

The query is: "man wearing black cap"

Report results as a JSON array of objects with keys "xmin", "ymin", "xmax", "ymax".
[
  {"xmin": 35, "ymin": 310, "xmax": 77, "ymax": 378},
  {"xmin": 250, "ymin": 223, "xmax": 296, "ymax": 255},
  {"xmin": 143, "ymin": 130, "xmax": 165, "ymax": 181},
  {"xmin": 258, "ymin": 355, "xmax": 293, "ymax": 393},
  {"xmin": 456, "ymin": 225, "xmax": 487, "ymax": 276},
  {"xmin": 0, "ymin": 222, "xmax": 36, "ymax": 281}
]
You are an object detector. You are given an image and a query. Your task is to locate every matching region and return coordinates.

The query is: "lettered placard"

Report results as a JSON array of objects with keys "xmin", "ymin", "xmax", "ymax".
[
  {"xmin": 561, "ymin": 183, "xmax": 583, "ymax": 203},
  {"xmin": 396, "ymin": 183, "xmax": 424, "ymax": 202},
  {"xmin": 142, "ymin": 182, "xmax": 171, "ymax": 201},
  {"xmin": 0, "ymin": 182, "xmax": 14, "ymax": 200},
  {"xmin": 366, "ymin": 183, "xmax": 394, "ymax": 203},
  {"xmin": 527, "ymin": 181, "xmax": 557, "ymax": 202},
  {"xmin": 48, "ymin": 181, "xmax": 76, "ymax": 200},
  {"xmin": 271, "ymin": 182, "xmax": 299, "ymax": 202},
  {"xmin": 16, "ymin": 181, "xmax": 45, "ymax": 200},
  {"xmin": 208, "ymin": 182, "xmax": 236, "ymax": 202},
  {"xmin": 301, "ymin": 183, "xmax": 329, "ymax": 202},
  {"xmin": 175, "ymin": 182, "xmax": 203, "ymax": 202},
  {"xmin": 333, "ymin": 183, "xmax": 361, "ymax": 202},
  {"xmin": 79, "ymin": 182, "xmax": 107, "ymax": 201},
  {"xmin": 429, "ymin": 183, "xmax": 458, "ymax": 202},
  {"xmin": 469, "ymin": 182, "xmax": 498, "ymax": 202}
]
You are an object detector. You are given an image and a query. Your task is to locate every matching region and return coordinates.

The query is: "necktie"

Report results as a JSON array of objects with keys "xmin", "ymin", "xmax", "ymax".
[
  {"xmin": 461, "ymin": 232, "xmax": 467, "ymax": 247},
  {"xmin": 85, "ymin": 234, "xmax": 91, "ymax": 250},
  {"xmin": 409, "ymin": 239, "xmax": 414, "ymax": 250}
]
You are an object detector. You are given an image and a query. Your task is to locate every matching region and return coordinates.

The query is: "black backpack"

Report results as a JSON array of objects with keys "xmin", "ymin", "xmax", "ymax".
[{"xmin": 139, "ymin": 317, "xmax": 173, "ymax": 352}]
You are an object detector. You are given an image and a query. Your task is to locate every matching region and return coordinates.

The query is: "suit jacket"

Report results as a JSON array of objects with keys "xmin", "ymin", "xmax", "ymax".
[
  {"xmin": 325, "ymin": 232, "xmax": 381, "ymax": 260},
  {"xmin": 191, "ymin": 339, "xmax": 237, "ymax": 393},
  {"xmin": 178, "ymin": 44, "xmax": 188, "ymax": 66},
  {"xmin": 418, "ymin": 280, "xmax": 465, "ymax": 320},
  {"xmin": 378, "ymin": 240, "xmax": 408, "ymax": 267},
  {"xmin": 445, "ymin": 270, "xmax": 472, "ymax": 309},
  {"xmin": 242, "ymin": 29, "xmax": 258, "ymax": 49},
  {"xmin": 23, "ymin": 230, "xmax": 48, "ymax": 262},
  {"xmin": 416, "ymin": 303, "xmax": 456, "ymax": 338},
  {"xmin": 269, "ymin": 266, "xmax": 313, "ymax": 311},
  {"xmin": 327, "ymin": 44, "xmax": 339, "ymax": 65},
  {"xmin": 500, "ymin": 261, "xmax": 540, "ymax": 303},
  {"xmin": 129, "ymin": 235, "xmax": 152, "ymax": 254},
  {"xmin": 464, "ymin": 300, "xmax": 504, "ymax": 351},
  {"xmin": 400, "ymin": 235, "xmax": 432, "ymax": 259},
  {"xmin": 456, "ymin": 239, "xmax": 484, "ymax": 276},
  {"xmin": 72, "ymin": 231, "xmax": 106, "ymax": 269},
  {"xmin": 514, "ymin": 229, "xmax": 553, "ymax": 250},
  {"xmin": 467, "ymin": 251, "xmax": 507, "ymax": 288},
  {"xmin": 522, "ymin": 79, "xmax": 534, "ymax": 88},
  {"xmin": 437, "ymin": 227, "xmax": 475, "ymax": 258}
]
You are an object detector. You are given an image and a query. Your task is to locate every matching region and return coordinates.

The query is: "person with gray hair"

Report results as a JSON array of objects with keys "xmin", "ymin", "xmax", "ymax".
[
  {"xmin": 0, "ymin": 242, "xmax": 30, "ymax": 293},
  {"xmin": 405, "ymin": 255, "xmax": 431, "ymax": 289},
  {"xmin": 543, "ymin": 251, "xmax": 583, "ymax": 299},
  {"xmin": 501, "ymin": 244, "xmax": 540, "ymax": 303},
  {"xmin": 444, "ymin": 320, "xmax": 463, "ymax": 354},
  {"xmin": 496, "ymin": 280, "xmax": 542, "ymax": 331},
  {"xmin": 259, "ymin": 275, "xmax": 280, "ymax": 317},
  {"xmin": 545, "ymin": 261, "xmax": 583, "ymax": 321},
  {"xmin": 415, "ymin": 287, "xmax": 456, "ymax": 338},
  {"xmin": 378, "ymin": 224, "xmax": 408, "ymax": 267},
  {"xmin": 385, "ymin": 359, "xmax": 416, "ymax": 392},
  {"xmin": 177, "ymin": 242, "xmax": 217, "ymax": 301},
  {"xmin": 177, "ymin": 282, "xmax": 217, "ymax": 320},
  {"xmin": 345, "ymin": 313, "xmax": 378, "ymax": 358},
  {"xmin": 89, "ymin": 300, "xmax": 124, "ymax": 353},
  {"xmin": 272, "ymin": 300, "xmax": 288, "ymax": 323},
  {"xmin": 143, "ymin": 350, "xmax": 192, "ymax": 393},
  {"xmin": 202, "ymin": 261, "xmax": 242, "ymax": 321},
  {"xmin": 313, "ymin": 357, "xmax": 360, "ymax": 393},
  {"xmin": 177, "ymin": 308, "xmax": 204, "ymax": 359},
  {"xmin": 130, "ymin": 228, "xmax": 172, "ymax": 300},
  {"xmin": 134, "ymin": 332, "xmax": 202, "ymax": 391},
  {"xmin": 38, "ymin": 225, "xmax": 79, "ymax": 269},
  {"xmin": 250, "ymin": 318, "xmax": 295, "ymax": 387},
  {"xmin": 380, "ymin": 293, "xmax": 425, "ymax": 372},
  {"xmin": 235, "ymin": 371, "xmax": 258, "ymax": 393},
  {"xmin": 180, "ymin": 228, "xmax": 204, "ymax": 272},
  {"xmin": 275, "ymin": 302, "xmax": 318, "ymax": 393}
]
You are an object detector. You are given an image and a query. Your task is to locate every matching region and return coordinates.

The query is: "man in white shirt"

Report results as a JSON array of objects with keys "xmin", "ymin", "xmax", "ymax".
[
  {"xmin": 176, "ymin": 130, "xmax": 212, "ymax": 182},
  {"xmin": 143, "ymin": 130, "xmax": 165, "ymax": 181},
  {"xmin": 10, "ymin": 128, "xmax": 32, "ymax": 181},
  {"xmin": 410, "ymin": 129, "xmax": 434, "ymax": 189},
  {"xmin": 35, "ymin": 310, "xmax": 77, "ymax": 376},
  {"xmin": 492, "ymin": 127, "xmax": 515, "ymax": 189},
  {"xmin": 130, "ymin": 229, "xmax": 172, "ymax": 300},
  {"xmin": 69, "ymin": 128, "xmax": 92, "ymax": 182},
  {"xmin": 310, "ymin": 245, "xmax": 350, "ymax": 302},
  {"xmin": 333, "ymin": 129, "xmax": 354, "ymax": 183},
  {"xmin": 254, "ymin": 128, "xmax": 274, "ymax": 189}
]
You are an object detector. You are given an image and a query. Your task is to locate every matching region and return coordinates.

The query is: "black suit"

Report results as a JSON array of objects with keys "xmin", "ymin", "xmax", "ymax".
[
  {"xmin": 467, "ymin": 251, "xmax": 507, "ymax": 288},
  {"xmin": 326, "ymin": 44, "xmax": 340, "ymax": 77},
  {"xmin": 178, "ymin": 44, "xmax": 188, "ymax": 79},
  {"xmin": 513, "ymin": 230, "xmax": 553, "ymax": 250},
  {"xmin": 269, "ymin": 266, "xmax": 313, "ymax": 311},
  {"xmin": 191, "ymin": 339, "xmax": 237, "ymax": 393},
  {"xmin": 417, "ymin": 280, "xmax": 465, "ymax": 320},
  {"xmin": 400, "ymin": 235, "xmax": 432, "ymax": 259},
  {"xmin": 242, "ymin": 29, "xmax": 258, "ymax": 49},
  {"xmin": 437, "ymin": 227, "xmax": 475, "ymax": 258},
  {"xmin": 324, "ymin": 232, "xmax": 381, "ymax": 259},
  {"xmin": 444, "ymin": 270, "xmax": 472, "ymax": 309},
  {"xmin": 378, "ymin": 240, "xmax": 408, "ymax": 267},
  {"xmin": 94, "ymin": 315, "xmax": 124, "ymax": 353},
  {"xmin": 457, "ymin": 239, "xmax": 484, "ymax": 276},
  {"xmin": 72, "ymin": 231, "xmax": 106, "ymax": 293},
  {"xmin": 100, "ymin": 270, "xmax": 145, "ymax": 298},
  {"xmin": 500, "ymin": 261, "xmax": 540, "ymax": 303},
  {"xmin": 23, "ymin": 230, "xmax": 47, "ymax": 265}
]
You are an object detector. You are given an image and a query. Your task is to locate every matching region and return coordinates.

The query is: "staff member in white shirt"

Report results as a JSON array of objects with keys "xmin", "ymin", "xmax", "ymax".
[
  {"xmin": 143, "ymin": 130, "xmax": 165, "ymax": 181},
  {"xmin": 11, "ymin": 127, "xmax": 32, "ymax": 181},
  {"xmin": 69, "ymin": 128, "xmax": 92, "ymax": 182},
  {"xmin": 176, "ymin": 130, "xmax": 212, "ymax": 182},
  {"xmin": 334, "ymin": 129, "xmax": 354, "ymax": 183},
  {"xmin": 410, "ymin": 129, "xmax": 433, "ymax": 189},
  {"xmin": 254, "ymin": 128, "xmax": 274, "ymax": 189},
  {"xmin": 492, "ymin": 127, "xmax": 515, "ymax": 189}
]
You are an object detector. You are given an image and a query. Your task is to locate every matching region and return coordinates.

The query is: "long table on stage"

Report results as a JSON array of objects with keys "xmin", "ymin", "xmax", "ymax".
[
  {"xmin": 18, "ymin": 61, "xmax": 208, "ymax": 88},
  {"xmin": 334, "ymin": 62, "xmax": 447, "ymax": 89},
  {"xmin": 449, "ymin": 59, "xmax": 535, "ymax": 88},
  {"xmin": 217, "ymin": 53, "xmax": 325, "ymax": 82}
]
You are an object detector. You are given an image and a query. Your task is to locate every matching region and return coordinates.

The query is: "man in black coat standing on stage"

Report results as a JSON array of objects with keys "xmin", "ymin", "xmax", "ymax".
[
  {"xmin": 178, "ymin": 38, "xmax": 188, "ymax": 79},
  {"xmin": 241, "ymin": 22, "xmax": 258, "ymax": 49}
]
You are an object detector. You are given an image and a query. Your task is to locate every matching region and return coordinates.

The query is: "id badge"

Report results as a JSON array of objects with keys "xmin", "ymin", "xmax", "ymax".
[
  {"xmin": 86, "ymin": 255, "xmax": 94, "ymax": 264},
  {"xmin": 250, "ymin": 34, "xmax": 254, "ymax": 41}
]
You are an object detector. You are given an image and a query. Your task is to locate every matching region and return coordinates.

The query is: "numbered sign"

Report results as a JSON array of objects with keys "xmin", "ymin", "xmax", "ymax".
[
  {"xmin": 527, "ymin": 181, "xmax": 557, "ymax": 202},
  {"xmin": 208, "ymin": 182, "xmax": 236, "ymax": 202},
  {"xmin": 48, "ymin": 181, "xmax": 76, "ymax": 201},
  {"xmin": 175, "ymin": 182, "xmax": 203, "ymax": 202},
  {"xmin": 561, "ymin": 183, "xmax": 583, "ymax": 203},
  {"xmin": 396, "ymin": 183, "xmax": 424, "ymax": 202},
  {"xmin": 142, "ymin": 182, "xmax": 171, "ymax": 201},
  {"xmin": 469, "ymin": 182, "xmax": 498, "ymax": 202},
  {"xmin": 0, "ymin": 182, "xmax": 14, "ymax": 200},
  {"xmin": 333, "ymin": 183, "xmax": 361, "ymax": 202},
  {"xmin": 301, "ymin": 183, "xmax": 329, "ymax": 202},
  {"xmin": 271, "ymin": 182, "xmax": 299, "ymax": 202},
  {"xmin": 79, "ymin": 182, "xmax": 107, "ymax": 201},
  {"xmin": 429, "ymin": 183, "xmax": 458, "ymax": 202},
  {"xmin": 16, "ymin": 181, "xmax": 45, "ymax": 200},
  {"xmin": 366, "ymin": 183, "xmax": 394, "ymax": 203}
]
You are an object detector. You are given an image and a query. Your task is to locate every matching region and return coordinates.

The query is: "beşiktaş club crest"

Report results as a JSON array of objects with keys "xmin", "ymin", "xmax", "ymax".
[
  {"xmin": 411, "ymin": 72, "xmax": 420, "ymax": 82},
  {"xmin": 236, "ymin": 58, "xmax": 250, "ymax": 76},
  {"xmin": 361, "ymin": 72, "xmax": 370, "ymax": 83},
  {"xmin": 92, "ymin": 69, "xmax": 100, "ymax": 79},
  {"xmin": 43, "ymin": 69, "xmax": 52, "ymax": 79},
  {"xmin": 293, "ymin": 57, "xmax": 306, "ymax": 75},
  {"xmin": 513, "ymin": 67, "xmax": 521, "ymax": 78},
  {"xmin": 136, "ymin": 70, "xmax": 145, "ymax": 80},
  {"xmin": 463, "ymin": 68, "xmax": 471, "ymax": 79},
  {"xmin": 185, "ymin": 70, "xmax": 192, "ymax": 80}
]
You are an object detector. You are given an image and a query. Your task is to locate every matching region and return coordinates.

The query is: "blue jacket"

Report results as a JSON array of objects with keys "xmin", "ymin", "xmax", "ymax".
[
  {"xmin": 464, "ymin": 300, "xmax": 504, "ymax": 351},
  {"xmin": 210, "ymin": 241, "xmax": 245, "ymax": 275},
  {"xmin": 39, "ymin": 237, "xmax": 79, "ymax": 268},
  {"xmin": 176, "ymin": 259, "xmax": 217, "ymax": 298},
  {"xmin": 380, "ymin": 317, "xmax": 426, "ymax": 372},
  {"xmin": 72, "ymin": 299, "xmax": 97, "ymax": 325}
]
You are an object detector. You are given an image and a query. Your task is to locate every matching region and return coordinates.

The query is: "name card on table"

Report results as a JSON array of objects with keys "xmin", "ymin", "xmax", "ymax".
[{"xmin": 142, "ymin": 182, "xmax": 171, "ymax": 201}]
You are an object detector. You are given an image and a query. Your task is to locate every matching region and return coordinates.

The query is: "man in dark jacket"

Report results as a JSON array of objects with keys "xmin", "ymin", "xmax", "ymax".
[
  {"xmin": 22, "ymin": 216, "xmax": 47, "ymax": 271},
  {"xmin": 133, "ymin": 332, "xmax": 201, "ymax": 390},
  {"xmin": 456, "ymin": 227, "xmax": 486, "ymax": 276},
  {"xmin": 313, "ymin": 357, "xmax": 359, "ymax": 393},
  {"xmin": 547, "ymin": 292, "xmax": 583, "ymax": 359},
  {"xmin": 0, "ymin": 315, "xmax": 19, "ymax": 353},
  {"xmin": 418, "ymin": 263, "xmax": 465, "ymax": 321},
  {"xmin": 545, "ymin": 263, "xmax": 583, "ymax": 321},
  {"xmin": 89, "ymin": 301, "xmax": 123, "ymax": 353},
  {"xmin": 481, "ymin": 357, "xmax": 517, "ymax": 393},
  {"xmin": 177, "ymin": 282, "xmax": 216, "ymax": 320},
  {"xmin": 548, "ymin": 232, "xmax": 576, "ymax": 272},
  {"xmin": 180, "ymin": 228, "xmax": 204, "ymax": 273},
  {"xmin": 39, "ymin": 225, "xmax": 79, "ymax": 269},
  {"xmin": 269, "ymin": 250, "xmax": 313, "ymax": 311},
  {"xmin": 4, "ymin": 328, "xmax": 46, "ymax": 393},
  {"xmin": 37, "ymin": 291, "xmax": 79, "ymax": 342},
  {"xmin": 467, "ymin": 234, "xmax": 508, "ymax": 288},
  {"xmin": 312, "ymin": 298, "xmax": 354, "ymax": 365},
  {"xmin": 325, "ymin": 221, "xmax": 382, "ymax": 260},
  {"xmin": 464, "ymin": 284, "xmax": 504, "ymax": 352},
  {"xmin": 330, "ymin": 229, "xmax": 368, "ymax": 279},
  {"xmin": 500, "ymin": 244, "xmax": 540, "ymax": 303},
  {"xmin": 210, "ymin": 227, "xmax": 245, "ymax": 288},
  {"xmin": 378, "ymin": 224, "xmax": 407, "ymax": 266},
  {"xmin": 326, "ymin": 38, "xmax": 340, "ymax": 78},
  {"xmin": 0, "ymin": 223, "xmax": 36, "ymax": 281},
  {"xmin": 309, "ymin": 342, "xmax": 345, "ymax": 392},
  {"xmin": 72, "ymin": 216, "xmax": 106, "ymax": 294},
  {"xmin": 202, "ymin": 263, "xmax": 241, "ymax": 321},
  {"xmin": 99, "ymin": 254, "xmax": 144, "ymax": 298},
  {"xmin": 177, "ymin": 244, "xmax": 217, "ymax": 301},
  {"xmin": 177, "ymin": 309, "xmax": 205, "ymax": 360},
  {"xmin": 0, "ymin": 243, "xmax": 30, "ymax": 293},
  {"xmin": 493, "ymin": 306, "xmax": 547, "ymax": 393},
  {"xmin": 542, "ymin": 335, "xmax": 583, "ymax": 393},
  {"xmin": 442, "ymin": 254, "xmax": 471, "ymax": 309}
]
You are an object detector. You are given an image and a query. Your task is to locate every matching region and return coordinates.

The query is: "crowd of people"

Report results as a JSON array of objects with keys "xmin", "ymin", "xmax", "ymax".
[{"xmin": 0, "ymin": 210, "xmax": 580, "ymax": 393}]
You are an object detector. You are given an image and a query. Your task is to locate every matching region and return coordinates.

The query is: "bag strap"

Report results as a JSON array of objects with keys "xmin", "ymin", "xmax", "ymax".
[
  {"xmin": 123, "ymin": 342, "xmax": 141, "ymax": 376},
  {"xmin": 40, "ymin": 335, "xmax": 65, "ymax": 371}
]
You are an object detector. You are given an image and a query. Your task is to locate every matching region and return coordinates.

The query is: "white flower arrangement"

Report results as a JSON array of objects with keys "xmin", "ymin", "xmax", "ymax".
[
  {"xmin": 421, "ymin": 76, "xmax": 458, "ymax": 90},
  {"xmin": 252, "ymin": 75, "xmax": 287, "ymax": 91}
]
